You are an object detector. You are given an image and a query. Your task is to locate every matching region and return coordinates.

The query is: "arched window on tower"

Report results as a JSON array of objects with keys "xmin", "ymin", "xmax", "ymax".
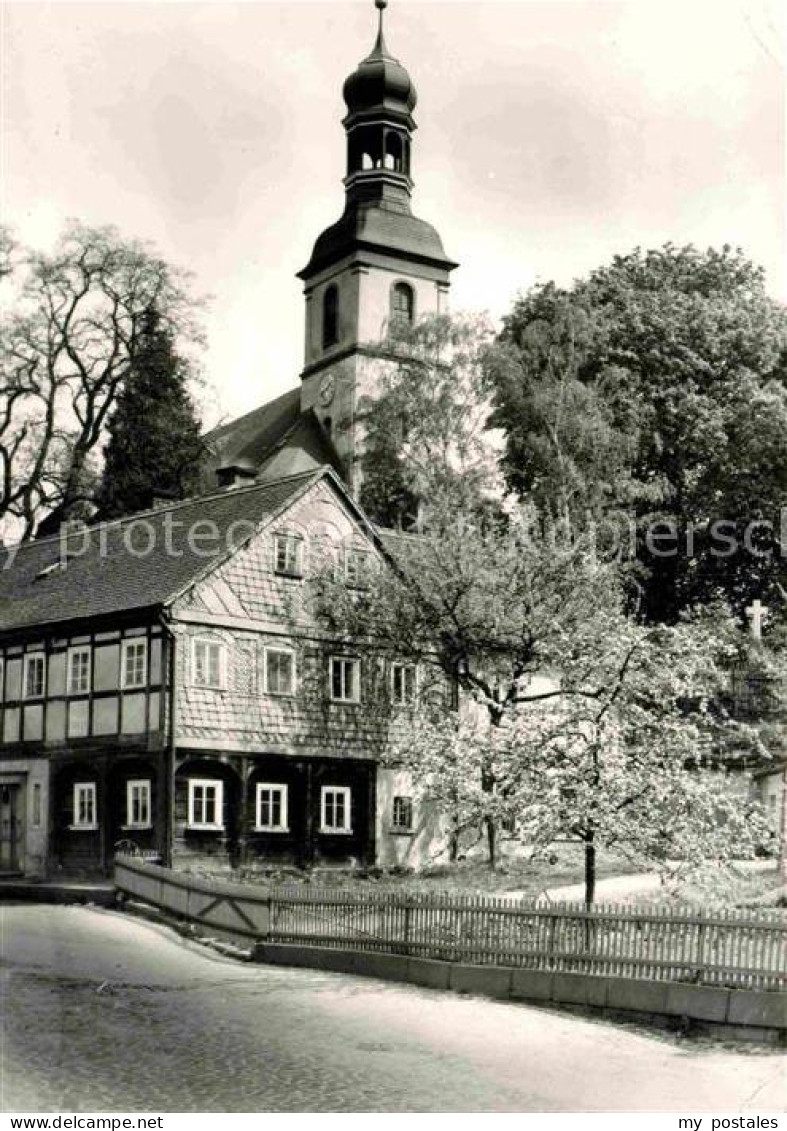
[
  {"xmin": 384, "ymin": 133, "xmax": 403, "ymax": 172},
  {"xmin": 390, "ymin": 282, "xmax": 415, "ymax": 327},
  {"xmin": 322, "ymin": 284, "xmax": 339, "ymax": 349}
]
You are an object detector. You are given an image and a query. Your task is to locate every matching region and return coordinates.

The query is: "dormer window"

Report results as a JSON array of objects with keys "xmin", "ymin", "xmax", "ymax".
[
  {"xmin": 322, "ymin": 284, "xmax": 339, "ymax": 349},
  {"xmin": 274, "ymin": 532, "xmax": 304, "ymax": 578},
  {"xmin": 391, "ymin": 281, "xmax": 414, "ymax": 326}
]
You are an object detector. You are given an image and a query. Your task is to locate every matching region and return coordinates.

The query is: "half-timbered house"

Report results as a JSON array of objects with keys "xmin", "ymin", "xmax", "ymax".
[{"xmin": 0, "ymin": 467, "xmax": 449, "ymax": 878}]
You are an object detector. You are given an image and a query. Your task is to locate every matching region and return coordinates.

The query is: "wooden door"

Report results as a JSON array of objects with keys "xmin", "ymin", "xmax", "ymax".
[{"xmin": 0, "ymin": 785, "xmax": 22, "ymax": 872}]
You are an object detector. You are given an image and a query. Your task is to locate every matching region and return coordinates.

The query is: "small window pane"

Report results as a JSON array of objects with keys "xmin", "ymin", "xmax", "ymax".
[
  {"xmin": 188, "ymin": 780, "xmax": 223, "ymax": 829},
  {"xmin": 68, "ymin": 648, "xmax": 91, "ymax": 695},
  {"xmin": 24, "ymin": 655, "xmax": 46, "ymax": 699},
  {"xmin": 345, "ymin": 549, "xmax": 369, "ymax": 588},
  {"xmin": 274, "ymin": 533, "xmax": 304, "ymax": 577},
  {"xmin": 322, "ymin": 285, "xmax": 339, "ymax": 349},
  {"xmin": 73, "ymin": 783, "xmax": 97, "ymax": 828},
  {"xmin": 256, "ymin": 784, "xmax": 288, "ymax": 831},
  {"xmin": 127, "ymin": 780, "xmax": 151, "ymax": 828},
  {"xmin": 266, "ymin": 650, "xmax": 294, "ymax": 696},
  {"xmin": 391, "ymin": 282, "xmax": 414, "ymax": 325},
  {"xmin": 194, "ymin": 641, "xmax": 224, "ymax": 688},
  {"xmin": 122, "ymin": 641, "xmax": 147, "ymax": 689},
  {"xmin": 321, "ymin": 786, "xmax": 351, "ymax": 832},
  {"xmin": 330, "ymin": 658, "xmax": 359, "ymax": 702},
  {"xmin": 392, "ymin": 795, "xmax": 413, "ymax": 830},
  {"xmin": 392, "ymin": 663, "xmax": 416, "ymax": 705}
]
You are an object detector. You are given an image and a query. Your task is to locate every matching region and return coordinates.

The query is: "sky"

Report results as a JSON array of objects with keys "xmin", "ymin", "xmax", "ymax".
[{"xmin": 4, "ymin": 0, "xmax": 785, "ymax": 429}]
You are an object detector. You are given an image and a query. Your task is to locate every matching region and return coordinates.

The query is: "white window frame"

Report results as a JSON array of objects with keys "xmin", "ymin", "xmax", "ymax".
[
  {"xmin": 344, "ymin": 546, "xmax": 370, "ymax": 588},
  {"xmin": 392, "ymin": 795, "xmax": 414, "ymax": 832},
  {"xmin": 264, "ymin": 646, "xmax": 296, "ymax": 697},
  {"xmin": 71, "ymin": 782, "xmax": 98, "ymax": 831},
  {"xmin": 192, "ymin": 638, "xmax": 227, "ymax": 690},
  {"xmin": 255, "ymin": 783, "xmax": 289, "ymax": 832},
  {"xmin": 391, "ymin": 662, "xmax": 417, "ymax": 706},
  {"xmin": 23, "ymin": 652, "xmax": 46, "ymax": 700},
  {"xmin": 121, "ymin": 638, "xmax": 148, "ymax": 690},
  {"xmin": 329, "ymin": 656, "xmax": 360, "ymax": 703},
  {"xmin": 67, "ymin": 645, "xmax": 92, "ymax": 696},
  {"xmin": 320, "ymin": 785, "xmax": 352, "ymax": 834},
  {"xmin": 187, "ymin": 778, "xmax": 224, "ymax": 831},
  {"xmin": 273, "ymin": 532, "xmax": 304, "ymax": 578},
  {"xmin": 0, "ymin": 656, "xmax": 4, "ymax": 703},
  {"xmin": 125, "ymin": 779, "xmax": 152, "ymax": 830}
]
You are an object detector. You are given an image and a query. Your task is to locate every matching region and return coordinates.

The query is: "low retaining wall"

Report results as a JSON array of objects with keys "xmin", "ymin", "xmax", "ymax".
[
  {"xmin": 115, "ymin": 859, "xmax": 786, "ymax": 1044},
  {"xmin": 254, "ymin": 942, "xmax": 786, "ymax": 1044}
]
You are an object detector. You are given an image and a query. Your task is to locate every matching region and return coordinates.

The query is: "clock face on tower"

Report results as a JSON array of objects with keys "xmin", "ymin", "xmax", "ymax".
[{"xmin": 318, "ymin": 373, "xmax": 336, "ymax": 407}]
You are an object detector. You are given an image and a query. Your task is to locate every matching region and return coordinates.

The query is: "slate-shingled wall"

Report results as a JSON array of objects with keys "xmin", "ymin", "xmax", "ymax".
[{"xmin": 168, "ymin": 479, "xmax": 410, "ymax": 869}]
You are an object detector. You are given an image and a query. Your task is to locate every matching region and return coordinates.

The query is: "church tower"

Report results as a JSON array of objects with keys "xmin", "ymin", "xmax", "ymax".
[{"xmin": 298, "ymin": 0, "xmax": 458, "ymax": 494}]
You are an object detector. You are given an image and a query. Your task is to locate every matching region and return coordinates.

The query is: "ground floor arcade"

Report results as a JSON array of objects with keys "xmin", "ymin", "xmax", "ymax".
[{"xmin": 0, "ymin": 747, "xmax": 383, "ymax": 878}]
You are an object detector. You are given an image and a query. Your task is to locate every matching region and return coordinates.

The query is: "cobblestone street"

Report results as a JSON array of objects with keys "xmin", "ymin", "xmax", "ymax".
[{"xmin": 1, "ymin": 905, "xmax": 784, "ymax": 1113}]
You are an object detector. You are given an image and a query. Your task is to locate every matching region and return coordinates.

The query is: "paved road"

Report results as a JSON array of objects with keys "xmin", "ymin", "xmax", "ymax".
[{"xmin": 1, "ymin": 905, "xmax": 784, "ymax": 1113}]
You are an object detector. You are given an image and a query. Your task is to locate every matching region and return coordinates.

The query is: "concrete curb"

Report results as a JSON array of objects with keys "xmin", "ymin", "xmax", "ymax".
[
  {"xmin": 252, "ymin": 941, "xmax": 786, "ymax": 1045},
  {"xmin": 0, "ymin": 880, "xmax": 116, "ymax": 906}
]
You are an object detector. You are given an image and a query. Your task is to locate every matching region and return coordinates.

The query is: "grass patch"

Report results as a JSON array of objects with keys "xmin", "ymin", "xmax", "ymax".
[{"xmin": 182, "ymin": 844, "xmax": 785, "ymax": 909}]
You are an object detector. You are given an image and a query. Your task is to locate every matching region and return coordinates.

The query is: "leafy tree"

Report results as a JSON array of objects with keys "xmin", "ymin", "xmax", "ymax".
[
  {"xmin": 489, "ymin": 245, "xmax": 787, "ymax": 623},
  {"xmin": 315, "ymin": 496, "xmax": 766, "ymax": 891},
  {"xmin": 385, "ymin": 607, "xmax": 768, "ymax": 903},
  {"xmin": 314, "ymin": 306, "xmax": 770, "ymax": 891},
  {"xmin": 0, "ymin": 221, "xmax": 202, "ymax": 540},
  {"xmin": 359, "ymin": 313, "xmax": 500, "ymax": 528},
  {"xmin": 314, "ymin": 491, "xmax": 624, "ymax": 867},
  {"xmin": 95, "ymin": 309, "xmax": 205, "ymax": 520}
]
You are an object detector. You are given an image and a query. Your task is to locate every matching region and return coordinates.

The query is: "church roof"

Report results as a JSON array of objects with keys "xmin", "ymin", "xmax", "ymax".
[
  {"xmin": 203, "ymin": 386, "xmax": 345, "ymax": 485},
  {"xmin": 256, "ymin": 409, "xmax": 346, "ymax": 482},
  {"xmin": 205, "ymin": 386, "xmax": 302, "ymax": 472},
  {"xmin": 0, "ymin": 471, "xmax": 323, "ymax": 636},
  {"xmin": 299, "ymin": 202, "xmax": 457, "ymax": 279}
]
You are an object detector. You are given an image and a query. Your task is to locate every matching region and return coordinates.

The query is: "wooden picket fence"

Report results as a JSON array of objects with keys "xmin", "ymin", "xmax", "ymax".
[{"xmin": 267, "ymin": 888, "xmax": 787, "ymax": 991}]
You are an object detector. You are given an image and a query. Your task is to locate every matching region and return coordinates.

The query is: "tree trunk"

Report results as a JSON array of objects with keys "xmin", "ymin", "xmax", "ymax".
[
  {"xmin": 486, "ymin": 815, "xmax": 497, "ymax": 871},
  {"xmin": 584, "ymin": 833, "xmax": 596, "ymax": 906}
]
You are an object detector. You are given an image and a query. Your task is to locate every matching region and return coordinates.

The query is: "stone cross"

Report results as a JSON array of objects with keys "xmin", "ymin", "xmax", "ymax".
[{"xmin": 745, "ymin": 599, "xmax": 767, "ymax": 640}]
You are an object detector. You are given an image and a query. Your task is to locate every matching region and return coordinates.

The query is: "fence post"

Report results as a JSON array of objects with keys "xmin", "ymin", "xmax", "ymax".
[
  {"xmin": 258, "ymin": 895, "xmax": 271, "ymax": 941},
  {"xmin": 403, "ymin": 897, "xmax": 412, "ymax": 957},
  {"xmin": 696, "ymin": 916, "xmax": 707, "ymax": 981}
]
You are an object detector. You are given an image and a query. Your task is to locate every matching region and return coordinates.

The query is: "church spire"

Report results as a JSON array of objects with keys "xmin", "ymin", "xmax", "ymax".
[
  {"xmin": 297, "ymin": 0, "xmax": 457, "ymax": 494},
  {"xmin": 341, "ymin": 0, "xmax": 417, "ymax": 208},
  {"xmin": 371, "ymin": 0, "xmax": 389, "ymax": 58}
]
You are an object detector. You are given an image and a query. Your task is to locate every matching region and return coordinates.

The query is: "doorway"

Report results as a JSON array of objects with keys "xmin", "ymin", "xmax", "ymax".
[{"xmin": 0, "ymin": 784, "xmax": 23, "ymax": 873}]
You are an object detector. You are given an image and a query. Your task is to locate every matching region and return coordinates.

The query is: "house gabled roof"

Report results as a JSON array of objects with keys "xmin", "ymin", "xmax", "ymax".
[{"xmin": 0, "ymin": 470, "xmax": 325, "ymax": 636}]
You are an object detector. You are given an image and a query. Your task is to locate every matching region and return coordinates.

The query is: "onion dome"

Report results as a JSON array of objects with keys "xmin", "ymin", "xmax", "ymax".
[{"xmin": 343, "ymin": 0, "xmax": 417, "ymax": 120}]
